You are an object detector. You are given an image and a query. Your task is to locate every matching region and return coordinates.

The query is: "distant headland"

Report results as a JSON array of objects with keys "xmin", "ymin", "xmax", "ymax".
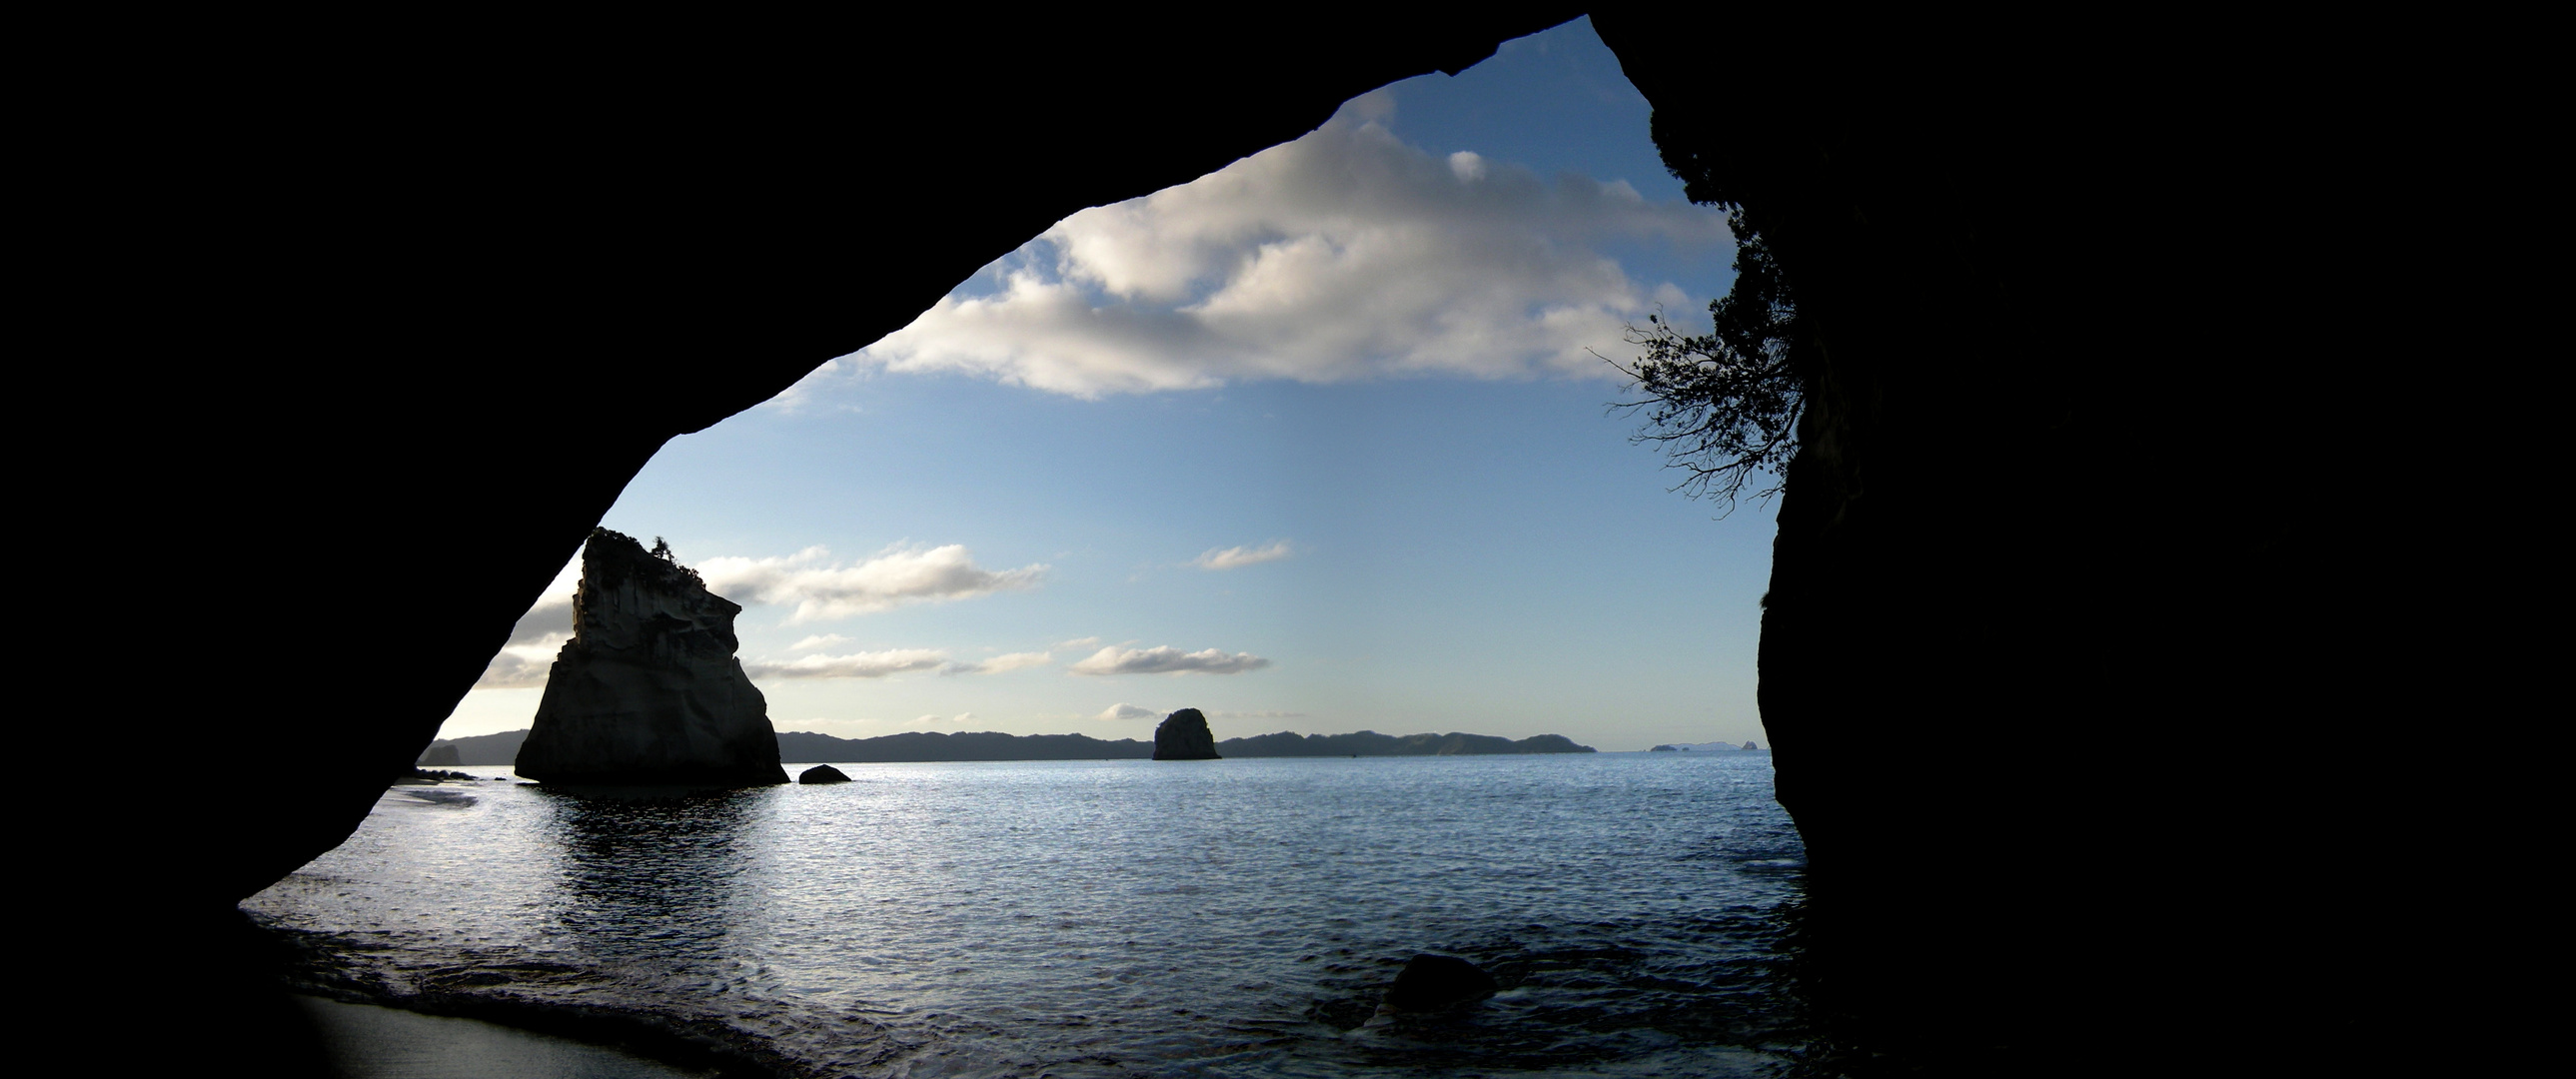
[{"xmin": 420, "ymin": 726, "xmax": 1596, "ymax": 766}]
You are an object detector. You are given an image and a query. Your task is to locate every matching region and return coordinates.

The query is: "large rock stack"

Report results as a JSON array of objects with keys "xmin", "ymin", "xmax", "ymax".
[
  {"xmin": 1151, "ymin": 708, "xmax": 1221, "ymax": 760},
  {"xmin": 515, "ymin": 529, "xmax": 787, "ymax": 785}
]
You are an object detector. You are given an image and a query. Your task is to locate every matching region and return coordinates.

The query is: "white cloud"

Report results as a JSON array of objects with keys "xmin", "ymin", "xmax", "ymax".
[
  {"xmin": 473, "ymin": 635, "xmax": 566, "ymax": 689},
  {"xmin": 1193, "ymin": 540, "xmax": 1294, "ymax": 570},
  {"xmin": 1055, "ymin": 635, "xmax": 1103, "ymax": 649},
  {"xmin": 794, "ymin": 109, "xmax": 1730, "ymax": 401},
  {"xmin": 789, "ymin": 633, "xmax": 853, "ymax": 650},
  {"xmin": 940, "ymin": 651, "xmax": 1053, "ymax": 675},
  {"xmin": 1068, "ymin": 645, "xmax": 1272, "ymax": 676},
  {"xmin": 698, "ymin": 544, "xmax": 1045, "ymax": 622},
  {"xmin": 744, "ymin": 648, "xmax": 947, "ymax": 679},
  {"xmin": 1096, "ymin": 702, "xmax": 1159, "ymax": 720},
  {"xmin": 474, "ymin": 556, "xmax": 582, "ymax": 688}
]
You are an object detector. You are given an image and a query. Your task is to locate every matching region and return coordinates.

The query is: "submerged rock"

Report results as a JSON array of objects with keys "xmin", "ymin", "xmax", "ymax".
[
  {"xmin": 514, "ymin": 530, "xmax": 788, "ymax": 786},
  {"xmin": 1381, "ymin": 954, "xmax": 1498, "ymax": 1013},
  {"xmin": 797, "ymin": 765, "xmax": 850, "ymax": 784},
  {"xmin": 1152, "ymin": 708, "xmax": 1221, "ymax": 760}
]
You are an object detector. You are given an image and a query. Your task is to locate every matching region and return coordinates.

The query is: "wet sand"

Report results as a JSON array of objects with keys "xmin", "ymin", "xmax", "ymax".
[{"xmin": 294, "ymin": 995, "xmax": 715, "ymax": 1079}]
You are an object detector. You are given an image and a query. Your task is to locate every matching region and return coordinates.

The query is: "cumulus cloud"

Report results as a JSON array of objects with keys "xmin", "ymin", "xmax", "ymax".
[
  {"xmin": 1096, "ymin": 702, "xmax": 1160, "ymax": 720},
  {"xmin": 473, "ymin": 638, "xmax": 565, "ymax": 689},
  {"xmin": 791, "ymin": 109, "xmax": 1728, "ymax": 401},
  {"xmin": 1193, "ymin": 540, "xmax": 1294, "ymax": 570},
  {"xmin": 1068, "ymin": 645, "xmax": 1272, "ymax": 676},
  {"xmin": 940, "ymin": 651, "xmax": 1053, "ymax": 675},
  {"xmin": 473, "ymin": 556, "xmax": 581, "ymax": 688},
  {"xmin": 699, "ymin": 544, "xmax": 1045, "ymax": 622},
  {"xmin": 744, "ymin": 649, "xmax": 947, "ymax": 679}
]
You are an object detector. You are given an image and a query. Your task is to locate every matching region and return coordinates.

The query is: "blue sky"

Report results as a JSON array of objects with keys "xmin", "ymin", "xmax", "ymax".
[{"xmin": 442, "ymin": 18, "xmax": 1780, "ymax": 751}]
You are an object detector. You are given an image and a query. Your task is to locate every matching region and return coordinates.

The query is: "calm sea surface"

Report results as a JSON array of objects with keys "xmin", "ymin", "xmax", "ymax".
[{"xmin": 248, "ymin": 752, "xmax": 1813, "ymax": 1077}]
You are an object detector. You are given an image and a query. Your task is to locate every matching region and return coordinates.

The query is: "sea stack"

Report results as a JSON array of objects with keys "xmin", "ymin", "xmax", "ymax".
[
  {"xmin": 1152, "ymin": 708, "xmax": 1221, "ymax": 760},
  {"xmin": 514, "ymin": 529, "xmax": 788, "ymax": 786}
]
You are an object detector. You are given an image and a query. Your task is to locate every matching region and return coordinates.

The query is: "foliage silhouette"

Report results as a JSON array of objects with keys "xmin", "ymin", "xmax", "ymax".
[{"xmin": 1606, "ymin": 208, "xmax": 1807, "ymax": 511}]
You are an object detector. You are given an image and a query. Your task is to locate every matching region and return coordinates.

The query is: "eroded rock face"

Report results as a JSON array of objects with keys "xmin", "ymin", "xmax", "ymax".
[
  {"xmin": 514, "ymin": 530, "xmax": 787, "ymax": 786},
  {"xmin": 1152, "ymin": 708, "xmax": 1221, "ymax": 760}
]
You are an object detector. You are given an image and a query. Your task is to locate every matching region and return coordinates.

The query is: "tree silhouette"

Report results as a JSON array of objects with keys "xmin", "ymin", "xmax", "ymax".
[{"xmin": 1606, "ymin": 208, "xmax": 1807, "ymax": 510}]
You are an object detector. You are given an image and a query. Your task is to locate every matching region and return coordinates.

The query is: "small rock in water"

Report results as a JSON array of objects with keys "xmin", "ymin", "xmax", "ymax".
[
  {"xmin": 798, "ymin": 765, "xmax": 851, "ymax": 784},
  {"xmin": 1380, "ymin": 954, "xmax": 1498, "ymax": 1013}
]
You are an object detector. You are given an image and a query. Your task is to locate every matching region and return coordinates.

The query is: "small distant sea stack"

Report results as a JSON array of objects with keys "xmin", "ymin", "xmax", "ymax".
[
  {"xmin": 1152, "ymin": 708, "xmax": 1221, "ymax": 760},
  {"xmin": 798, "ymin": 765, "xmax": 850, "ymax": 784},
  {"xmin": 514, "ymin": 529, "xmax": 788, "ymax": 786}
]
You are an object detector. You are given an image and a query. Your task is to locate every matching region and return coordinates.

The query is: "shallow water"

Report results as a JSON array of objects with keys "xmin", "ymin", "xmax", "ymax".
[{"xmin": 251, "ymin": 752, "xmax": 1813, "ymax": 1077}]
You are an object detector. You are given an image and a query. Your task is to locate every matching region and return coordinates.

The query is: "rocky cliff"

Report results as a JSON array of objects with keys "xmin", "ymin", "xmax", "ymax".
[
  {"xmin": 1152, "ymin": 708, "xmax": 1221, "ymax": 760},
  {"xmin": 513, "ymin": 530, "xmax": 787, "ymax": 786}
]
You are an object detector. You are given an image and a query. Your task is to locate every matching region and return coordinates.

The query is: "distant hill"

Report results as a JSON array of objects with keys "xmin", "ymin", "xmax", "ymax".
[
  {"xmin": 1219, "ymin": 730, "xmax": 1594, "ymax": 756},
  {"xmin": 417, "ymin": 728, "xmax": 529, "ymax": 765},
  {"xmin": 426, "ymin": 726, "xmax": 1596, "ymax": 766},
  {"xmin": 776, "ymin": 729, "xmax": 1153, "ymax": 763}
]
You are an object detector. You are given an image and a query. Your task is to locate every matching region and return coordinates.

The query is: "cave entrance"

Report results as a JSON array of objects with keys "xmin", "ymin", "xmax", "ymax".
[{"xmin": 433, "ymin": 17, "xmax": 1775, "ymax": 759}]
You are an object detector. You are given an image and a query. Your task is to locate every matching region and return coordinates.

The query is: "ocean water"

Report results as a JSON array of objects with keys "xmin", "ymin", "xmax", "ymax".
[{"xmin": 249, "ymin": 752, "xmax": 1813, "ymax": 1077}]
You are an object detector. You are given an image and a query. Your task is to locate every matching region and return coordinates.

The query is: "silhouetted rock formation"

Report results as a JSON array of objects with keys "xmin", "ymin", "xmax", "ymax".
[
  {"xmin": 1651, "ymin": 744, "xmax": 1678, "ymax": 752},
  {"xmin": 796, "ymin": 765, "xmax": 849, "ymax": 784},
  {"xmin": 1218, "ymin": 730, "xmax": 1594, "ymax": 756},
  {"xmin": 402, "ymin": 768, "xmax": 475, "ymax": 782},
  {"xmin": 512, "ymin": 530, "xmax": 786, "ymax": 786},
  {"xmin": 416, "ymin": 728, "xmax": 529, "ymax": 766},
  {"xmin": 1381, "ymin": 954, "xmax": 1498, "ymax": 1013},
  {"xmin": 1152, "ymin": 709, "xmax": 1221, "ymax": 760},
  {"xmin": 1589, "ymin": 13, "xmax": 2456, "ymax": 1070}
]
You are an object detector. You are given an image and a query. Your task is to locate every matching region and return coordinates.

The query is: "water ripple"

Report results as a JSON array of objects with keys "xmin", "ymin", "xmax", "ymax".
[{"xmin": 250, "ymin": 753, "xmax": 1812, "ymax": 1077}]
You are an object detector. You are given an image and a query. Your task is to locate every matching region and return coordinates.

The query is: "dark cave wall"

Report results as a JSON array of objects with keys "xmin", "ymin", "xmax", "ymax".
[
  {"xmin": 70, "ymin": 10, "xmax": 2483, "ymax": 1070},
  {"xmin": 1593, "ymin": 11, "xmax": 2430, "ymax": 1061}
]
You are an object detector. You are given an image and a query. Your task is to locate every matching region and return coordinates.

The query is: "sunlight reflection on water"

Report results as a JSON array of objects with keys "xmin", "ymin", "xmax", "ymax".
[{"xmin": 251, "ymin": 752, "xmax": 1810, "ymax": 1077}]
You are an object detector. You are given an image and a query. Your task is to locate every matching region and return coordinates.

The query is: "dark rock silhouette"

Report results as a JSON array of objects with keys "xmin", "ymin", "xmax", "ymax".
[
  {"xmin": 1381, "ymin": 954, "xmax": 1499, "ymax": 1013},
  {"xmin": 1587, "ymin": 12, "xmax": 2479, "ymax": 1070},
  {"xmin": 796, "ymin": 765, "xmax": 850, "ymax": 784},
  {"xmin": 1651, "ymin": 744, "xmax": 1678, "ymax": 752},
  {"xmin": 512, "ymin": 530, "xmax": 786, "ymax": 786},
  {"xmin": 1152, "ymin": 709, "xmax": 1221, "ymax": 760},
  {"xmin": 402, "ymin": 768, "xmax": 475, "ymax": 782}
]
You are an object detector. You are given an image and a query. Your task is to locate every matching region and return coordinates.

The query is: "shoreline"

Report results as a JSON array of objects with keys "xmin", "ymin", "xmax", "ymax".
[
  {"xmin": 272, "ymin": 930, "xmax": 795, "ymax": 1079},
  {"xmin": 296, "ymin": 994, "xmax": 727, "ymax": 1079}
]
